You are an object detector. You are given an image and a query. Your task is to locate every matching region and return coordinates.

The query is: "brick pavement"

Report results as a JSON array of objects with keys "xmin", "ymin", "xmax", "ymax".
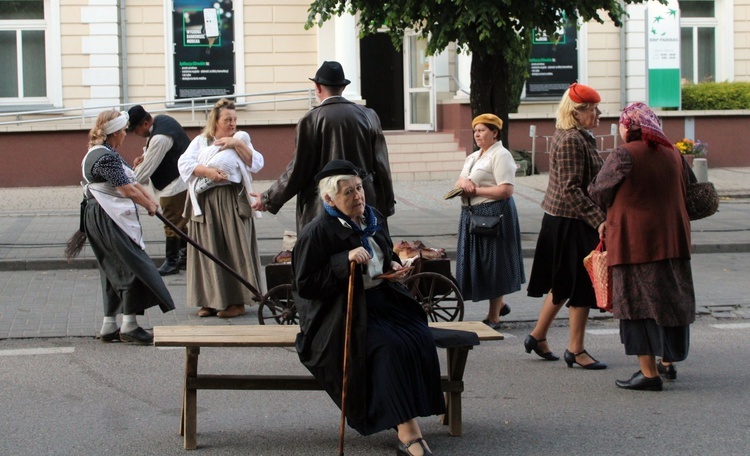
[{"xmin": 2, "ymin": 168, "xmax": 749, "ymax": 270}]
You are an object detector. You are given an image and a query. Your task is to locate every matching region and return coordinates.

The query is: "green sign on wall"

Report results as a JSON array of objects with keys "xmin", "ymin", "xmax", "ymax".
[{"xmin": 647, "ymin": 0, "xmax": 681, "ymax": 109}]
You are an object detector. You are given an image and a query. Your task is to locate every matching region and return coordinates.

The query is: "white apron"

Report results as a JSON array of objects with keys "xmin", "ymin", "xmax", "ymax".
[{"xmin": 82, "ymin": 147, "xmax": 146, "ymax": 250}]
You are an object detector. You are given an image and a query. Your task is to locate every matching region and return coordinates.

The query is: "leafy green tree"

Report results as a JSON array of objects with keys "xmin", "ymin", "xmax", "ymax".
[{"xmin": 306, "ymin": 0, "xmax": 649, "ymax": 145}]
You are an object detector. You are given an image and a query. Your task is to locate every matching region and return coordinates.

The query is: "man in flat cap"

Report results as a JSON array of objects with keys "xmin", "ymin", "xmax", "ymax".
[
  {"xmin": 127, "ymin": 105, "xmax": 191, "ymax": 275},
  {"xmin": 252, "ymin": 61, "xmax": 395, "ymax": 232}
]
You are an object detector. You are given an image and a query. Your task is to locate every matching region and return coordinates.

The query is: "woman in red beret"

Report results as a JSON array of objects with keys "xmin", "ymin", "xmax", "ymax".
[{"xmin": 525, "ymin": 83, "xmax": 608, "ymax": 369}]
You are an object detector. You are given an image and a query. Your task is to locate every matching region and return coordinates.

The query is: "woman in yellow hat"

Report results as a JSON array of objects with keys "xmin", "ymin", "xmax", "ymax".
[{"xmin": 453, "ymin": 113, "xmax": 525, "ymax": 330}]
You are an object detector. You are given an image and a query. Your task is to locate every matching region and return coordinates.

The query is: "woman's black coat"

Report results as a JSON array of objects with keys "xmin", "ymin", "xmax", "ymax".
[{"xmin": 292, "ymin": 208, "xmax": 425, "ymax": 430}]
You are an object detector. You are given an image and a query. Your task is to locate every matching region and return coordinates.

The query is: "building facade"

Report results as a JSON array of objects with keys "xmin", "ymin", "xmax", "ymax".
[{"xmin": 1, "ymin": 0, "xmax": 748, "ymax": 186}]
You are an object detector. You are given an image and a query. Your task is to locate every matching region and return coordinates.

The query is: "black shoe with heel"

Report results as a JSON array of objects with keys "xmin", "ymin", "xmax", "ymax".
[
  {"xmin": 523, "ymin": 334, "xmax": 559, "ymax": 361},
  {"xmin": 482, "ymin": 304, "xmax": 511, "ymax": 330},
  {"xmin": 563, "ymin": 349, "xmax": 607, "ymax": 370},
  {"xmin": 657, "ymin": 360, "xmax": 677, "ymax": 380},
  {"xmin": 482, "ymin": 319, "xmax": 502, "ymax": 330},
  {"xmin": 397, "ymin": 437, "xmax": 433, "ymax": 456}
]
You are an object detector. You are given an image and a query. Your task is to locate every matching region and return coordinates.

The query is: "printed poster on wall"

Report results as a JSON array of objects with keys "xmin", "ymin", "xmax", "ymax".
[
  {"xmin": 172, "ymin": 0, "xmax": 235, "ymax": 100},
  {"xmin": 647, "ymin": 0, "xmax": 681, "ymax": 108},
  {"xmin": 525, "ymin": 17, "xmax": 578, "ymax": 99}
]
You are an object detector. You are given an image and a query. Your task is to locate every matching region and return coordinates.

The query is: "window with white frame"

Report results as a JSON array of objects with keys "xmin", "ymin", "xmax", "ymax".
[
  {"xmin": 0, "ymin": 0, "xmax": 60, "ymax": 107},
  {"xmin": 679, "ymin": 0, "xmax": 718, "ymax": 83}
]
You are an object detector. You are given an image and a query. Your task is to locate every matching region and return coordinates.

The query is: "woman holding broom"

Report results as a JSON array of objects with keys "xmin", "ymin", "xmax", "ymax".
[{"xmin": 66, "ymin": 109, "xmax": 175, "ymax": 345}]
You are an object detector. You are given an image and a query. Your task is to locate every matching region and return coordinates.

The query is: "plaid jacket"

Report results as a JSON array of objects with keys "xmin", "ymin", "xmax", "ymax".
[{"xmin": 541, "ymin": 128, "xmax": 606, "ymax": 229}]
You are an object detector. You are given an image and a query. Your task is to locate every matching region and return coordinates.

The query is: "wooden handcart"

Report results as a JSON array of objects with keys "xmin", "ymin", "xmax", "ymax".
[{"xmin": 257, "ymin": 250, "xmax": 464, "ymax": 325}]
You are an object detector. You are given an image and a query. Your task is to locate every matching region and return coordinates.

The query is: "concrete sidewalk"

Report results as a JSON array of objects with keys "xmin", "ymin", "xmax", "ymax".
[{"xmin": 1, "ymin": 167, "xmax": 749, "ymax": 271}]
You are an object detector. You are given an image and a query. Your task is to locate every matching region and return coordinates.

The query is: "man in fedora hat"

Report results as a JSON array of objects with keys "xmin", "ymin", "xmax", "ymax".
[
  {"xmin": 127, "ymin": 105, "xmax": 191, "ymax": 275},
  {"xmin": 252, "ymin": 61, "xmax": 395, "ymax": 232}
]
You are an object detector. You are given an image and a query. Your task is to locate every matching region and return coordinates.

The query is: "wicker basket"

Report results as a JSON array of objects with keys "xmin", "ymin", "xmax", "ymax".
[
  {"xmin": 686, "ymin": 182, "xmax": 719, "ymax": 221},
  {"xmin": 583, "ymin": 240, "xmax": 612, "ymax": 312}
]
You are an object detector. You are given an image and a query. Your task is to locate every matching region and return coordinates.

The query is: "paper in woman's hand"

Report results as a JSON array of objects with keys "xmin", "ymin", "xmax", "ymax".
[
  {"xmin": 443, "ymin": 187, "xmax": 463, "ymax": 200},
  {"xmin": 374, "ymin": 266, "xmax": 414, "ymax": 281}
]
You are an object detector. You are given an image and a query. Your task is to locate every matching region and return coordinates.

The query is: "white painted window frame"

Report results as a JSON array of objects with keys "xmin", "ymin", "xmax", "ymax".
[
  {"xmin": 680, "ymin": 0, "xmax": 733, "ymax": 83},
  {"xmin": 0, "ymin": 0, "xmax": 62, "ymax": 107}
]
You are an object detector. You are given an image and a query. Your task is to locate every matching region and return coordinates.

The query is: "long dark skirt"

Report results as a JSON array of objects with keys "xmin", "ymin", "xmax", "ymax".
[
  {"xmin": 84, "ymin": 200, "xmax": 175, "ymax": 316},
  {"xmin": 456, "ymin": 198, "xmax": 525, "ymax": 302},
  {"xmin": 527, "ymin": 213, "xmax": 598, "ymax": 308},
  {"xmin": 620, "ymin": 319, "xmax": 690, "ymax": 362},
  {"xmin": 355, "ymin": 285, "xmax": 445, "ymax": 436}
]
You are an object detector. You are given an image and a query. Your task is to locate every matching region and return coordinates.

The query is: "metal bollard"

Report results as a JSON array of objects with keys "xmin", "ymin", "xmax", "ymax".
[
  {"xmin": 693, "ymin": 158, "xmax": 709, "ymax": 183},
  {"xmin": 529, "ymin": 125, "xmax": 537, "ymax": 175}
]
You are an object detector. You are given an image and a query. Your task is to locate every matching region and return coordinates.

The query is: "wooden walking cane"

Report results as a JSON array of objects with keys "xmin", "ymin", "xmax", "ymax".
[
  {"xmin": 154, "ymin": 211, "xmax": 263, "ymax": 300},
  {"xmin": 338, "ymin": 260, "xmax": 357, "ymax": 456}
]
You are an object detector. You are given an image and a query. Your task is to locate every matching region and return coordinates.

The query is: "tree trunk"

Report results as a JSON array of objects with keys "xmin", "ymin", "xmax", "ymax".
[
  {"xmin": 470, "ymin": 51, "xmax": 528, "ymax": 149},
  {"xmin": 470, "ymin": 53, "xmax": 512, "ymax": 148},
  {"xmin": 469, "ymin": 34, "xmax": 531, "ymax": 150}
]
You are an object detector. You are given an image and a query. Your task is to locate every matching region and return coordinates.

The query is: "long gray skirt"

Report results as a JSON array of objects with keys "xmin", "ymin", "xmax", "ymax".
[
  {"xmin": 84, "ymin": 200, "xmax": 175, "ymax": 316},
  {"xmin": 186, "ymin": 184, "xmax": 262, "ymax": 309}
]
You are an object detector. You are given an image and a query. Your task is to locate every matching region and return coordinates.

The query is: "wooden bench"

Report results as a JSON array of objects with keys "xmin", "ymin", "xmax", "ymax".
[{"xmin": 153, "ymin": 321, "xmax": 503, "ymax": 450}]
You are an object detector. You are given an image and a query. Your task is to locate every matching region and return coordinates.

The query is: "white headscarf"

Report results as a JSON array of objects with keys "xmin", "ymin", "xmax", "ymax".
[{"xmin": 104, "ymin": 111, "xmax": 129, "ymax": 135}]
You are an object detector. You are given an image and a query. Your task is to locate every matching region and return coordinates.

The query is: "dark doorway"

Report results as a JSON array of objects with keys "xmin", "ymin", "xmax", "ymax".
[{"xmin": 360, "ymin": 33, "xmax": 404, "ymax": 130}]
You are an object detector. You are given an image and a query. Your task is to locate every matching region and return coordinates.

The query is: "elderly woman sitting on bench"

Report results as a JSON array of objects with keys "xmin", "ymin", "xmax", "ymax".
[{"xmin": 292, "ymin": 160, "xmax": 442, "ymax": 456}]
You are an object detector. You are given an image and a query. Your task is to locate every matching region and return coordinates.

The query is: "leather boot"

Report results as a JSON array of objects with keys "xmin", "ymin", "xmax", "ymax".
[
  {"xmin": 158, "ymin": 237, "xmax": 181, "ymax": 276},
  {"xmin": 177, "ymin": 238, "xmax": 187, "ymax": 270}
]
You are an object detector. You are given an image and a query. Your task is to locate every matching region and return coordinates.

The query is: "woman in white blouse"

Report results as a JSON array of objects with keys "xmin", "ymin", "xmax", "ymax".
[
  {"xmin": 178, "ymin": 98, "xmax": 264, "ymax": 319},
  {"xmin": 454, "ymin": 113, "xmax": 525, "ymax": 330}
]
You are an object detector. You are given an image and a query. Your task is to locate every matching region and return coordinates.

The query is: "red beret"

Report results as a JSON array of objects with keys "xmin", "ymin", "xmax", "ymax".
[{"xmin": 568, "ymin": 83, "xmax": 601, "ymax": 104}]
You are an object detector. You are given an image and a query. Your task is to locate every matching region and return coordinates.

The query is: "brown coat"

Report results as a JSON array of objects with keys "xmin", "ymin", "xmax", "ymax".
[
  {"xmin": 589, "ymin": 142, "xmax": 695, "ymax": 327},
  {"xmin": 601, "ymin": 141, "xmax": 691, "ymax": 266}
]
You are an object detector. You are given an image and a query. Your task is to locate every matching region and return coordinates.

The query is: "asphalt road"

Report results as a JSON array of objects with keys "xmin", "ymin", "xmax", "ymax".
[
  {"xmin": 1, "ymin": 251, "xmax": 750, "ymax": 456},
  {"xmin": 1, "ymin": 318, "xmax": 749, "ymax": 456},
  {"xmin": 1, "ymin": 252, "xmax": 749, "ymax": 455}
]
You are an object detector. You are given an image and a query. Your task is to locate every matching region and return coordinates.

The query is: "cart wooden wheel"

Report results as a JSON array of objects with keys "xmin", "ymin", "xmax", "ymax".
[
  {"xmin": 257, "ymin": 284, "xmax": 298, "ymax": 325},
  {"xmin": 403, "ymin": 272, "xmax": 464, "ymax": 322}
]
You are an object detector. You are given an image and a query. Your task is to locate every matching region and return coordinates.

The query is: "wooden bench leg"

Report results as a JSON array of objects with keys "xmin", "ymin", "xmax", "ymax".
[
  {"xmin": 183, "ymin": 347, "xmax": 200, "ymax": 450},
  {"xmin": 442, "ymin": 346, "xmax": 470, "ymax": 436}
]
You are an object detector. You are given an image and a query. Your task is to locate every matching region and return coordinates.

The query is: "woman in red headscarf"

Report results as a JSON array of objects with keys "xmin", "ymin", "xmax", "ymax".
[
  {"xmin": 525, "ymin": 83, "xmax": 608, "ymax": 369},
  {"xmin": 589, "ymin": 102, "xmax": 695, "ymax": 391}
]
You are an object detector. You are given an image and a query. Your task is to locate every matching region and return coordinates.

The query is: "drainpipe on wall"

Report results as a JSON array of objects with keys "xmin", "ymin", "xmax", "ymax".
[
  {"xmin": 118, "ymin": 0, "xmax": 129, "ymax": 104},
  {"xmin": 619, "ymin": 1, "xmax": 627, "ymax": 110}
]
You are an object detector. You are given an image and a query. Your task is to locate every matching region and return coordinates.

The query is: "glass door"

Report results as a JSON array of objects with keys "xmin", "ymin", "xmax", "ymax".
[{"xmin": 404, "ymin": 34, "xmax": 435, "ymax": 131}]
